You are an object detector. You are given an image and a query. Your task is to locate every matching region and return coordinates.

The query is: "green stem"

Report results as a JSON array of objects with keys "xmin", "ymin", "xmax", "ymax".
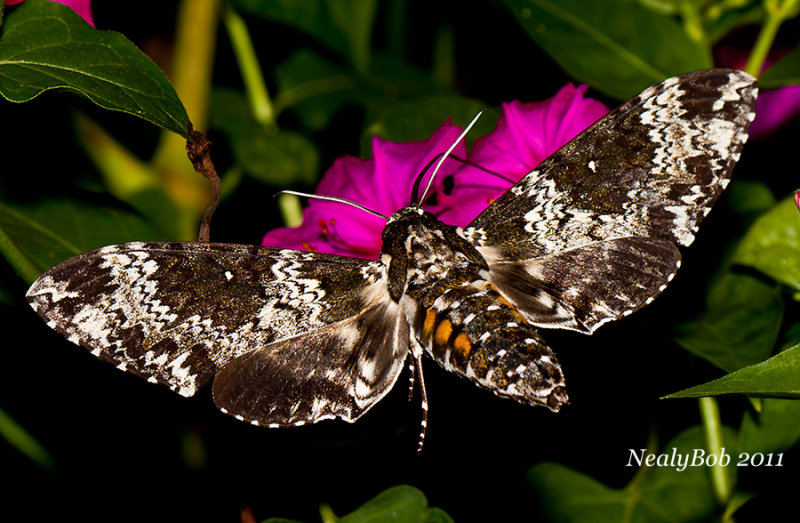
[
  {"xmin": 679, "ymin": 1, "xmax": 708, "ymax": 47},
  {"xmin": 150, "ymin": 0, "xmax": 221, "ymax": 240},
  {"xmin": 744, "ymin": 0, "xmax": 799, "ymax": 76},
  {"xmin": 432, "ymin": 25, "xmax": 455, "ymax": 90},
  {"xmin": 224, "ymin": 5, "xmax": 275, "ymax": 126},
  {"xmin": 0, "ymin": 406, "xmax": 54, "ymax": 469},
  {"xmin": 278, "ymin": 193, "xmax": 303, "ymax": 228},
  {"xmin": 319, "ymin": 503, "xmax": 337, "ymax": 523},
  {"xmin": 699, "ymin": 397, "xmax": 732, "ymax": 505}
]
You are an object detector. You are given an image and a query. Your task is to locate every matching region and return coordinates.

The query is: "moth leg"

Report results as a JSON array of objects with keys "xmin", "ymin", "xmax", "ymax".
[
  {"xmin": 410, "ymin": 336, "xmax": 428, "ymax": 452},
  {"xmin": 406, "ymin": 355, "xmax": 416, "ymax": 402}
]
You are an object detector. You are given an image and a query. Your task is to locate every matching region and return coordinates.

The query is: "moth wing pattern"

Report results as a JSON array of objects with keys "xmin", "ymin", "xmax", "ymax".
[
  {"xmin": 486, "ymin": 237, "xmax": 681, "ymax": 332},
  {"xmin": 467, "ymin": 69, "xmax": 757, "ymax": 332},
  {"xmin": 26, "ymin": 241, "xmax": 391, "ymax": 400},
  {"xmin": 213, "ymin": 301, "xmax": 409, "ymax": 427}
]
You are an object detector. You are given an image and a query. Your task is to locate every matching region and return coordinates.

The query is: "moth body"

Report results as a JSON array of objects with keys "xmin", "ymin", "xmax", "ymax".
[{"xmin": 383, "ymin": 206, "xmax": 568, "ymax": 411}]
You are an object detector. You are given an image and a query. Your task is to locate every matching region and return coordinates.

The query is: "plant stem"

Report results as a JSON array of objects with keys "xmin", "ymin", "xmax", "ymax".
[
  {"xmin": 744, "ymin": 0, "xmax": 800, "ymax": 76},
  {"xmin": 699, "ymin": 397, "xmax": 732, "ymax": 505},
  {"xmin": 0, "ymin": 407, "xmax": 54, "ymax": 469},
  {"xmin": 224, "ymin": 5, "xmax": 275, "ymax": 126},
  {"xmin": 278, "ymin": 193, "xmax": 303, "ymax": 228},
  {"xmin": 152, "ymin": 0, "xmax": 222, "ymax": 240}
]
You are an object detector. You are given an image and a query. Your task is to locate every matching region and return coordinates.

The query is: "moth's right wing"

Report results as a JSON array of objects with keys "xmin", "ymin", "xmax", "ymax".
[{"xmin": 26, "ymin": 242, "xmax": 397, "ymax": 399}]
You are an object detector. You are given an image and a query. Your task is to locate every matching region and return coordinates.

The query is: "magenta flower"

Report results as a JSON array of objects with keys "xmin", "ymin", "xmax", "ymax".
[
  {"xmin": 436, "ymin": 84, "xmax": 608, "ymax": 226},
  {"xmin": 263, "ymin": 84, "xmax": 608, "ymax": 258},
  {"xmin": 262, "ymin": 123, "xmax": 467, "ymax": 259},
  {"xmin": 748, "ymin": 85, "xmax": 800, "ymax": 138},
  {"xmin": 5, "ymin": 0, "xmax": 95, "ymax": 27}
]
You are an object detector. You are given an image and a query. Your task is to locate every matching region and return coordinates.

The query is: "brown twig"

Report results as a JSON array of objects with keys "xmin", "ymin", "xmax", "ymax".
[{"xmin": 186, "ymin": 124, "xmax": 220, "ymax": 242}]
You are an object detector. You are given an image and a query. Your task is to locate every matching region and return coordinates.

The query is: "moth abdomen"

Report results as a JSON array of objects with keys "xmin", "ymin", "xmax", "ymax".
[{"xmin": 419, "ymin": 282, "xmax": 568, "ymax": 411}]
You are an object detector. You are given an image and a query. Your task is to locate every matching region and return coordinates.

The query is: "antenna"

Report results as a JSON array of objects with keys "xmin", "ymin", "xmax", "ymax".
[
  {"xmin": 417, "ymin": 111, "xmax": 484, "ymax": 207},
  {"xmin": 274, "ymin": 190, "xmax": 390, "ymax": 221},
  {"xmin": 410, "ymin": 153, "xmax": 514, "ymax": 204}
]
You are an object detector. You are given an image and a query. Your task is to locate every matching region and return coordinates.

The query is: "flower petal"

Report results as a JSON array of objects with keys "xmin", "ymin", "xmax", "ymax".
[
  {"xmin": 263, "ymin": 122, "xmax": 467, "ymax": 258},
  {"xmin": 748, "ymin": 85, "xmax": 800, "ymax": 138},
  {"xmin": 6, "ymin": 0, "xmax": 95, "ymax": 27},
  {"xmin": 436, "ymin": 84, "xmax": 608, "ymax": 226}
]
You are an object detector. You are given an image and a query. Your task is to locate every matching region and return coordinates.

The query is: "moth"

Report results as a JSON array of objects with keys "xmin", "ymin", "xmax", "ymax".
[{"xmin": 27, "ymin": 69, "xmax": 757, "ymax": 446}]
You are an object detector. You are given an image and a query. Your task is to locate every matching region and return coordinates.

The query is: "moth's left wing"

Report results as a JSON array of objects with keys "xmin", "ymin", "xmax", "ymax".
[
  {"xmin": 466, "ymin": 69, "xmax": 757, "ymax": 332},
  {"xmin": 26, "ymin": 242, "xmax": 389, "ymax": 396},
  {"xmin": 213, "ymin": 300, "xmax": 409, "ymax": 426}
]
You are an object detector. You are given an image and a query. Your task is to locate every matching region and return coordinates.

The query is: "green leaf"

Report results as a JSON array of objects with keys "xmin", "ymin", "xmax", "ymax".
[
  {"xmin": 672, "ymin": 272, "xmax": 783, "ymax": 373},
  {"xmin": 211, "ymin": 88, "xmax": 319, "ymax": 186},
  {"xmin": 666, "ymin": 343, "xmax": 800, "ymax": 399},
  {"xmin": 740, "ymin": 398, "xmax": 800, "ymax": 454},
  {"xmin": 733, "ymin": 194, "xmax": 800, "ymax": 291},
  {"xmin": 0, "ymin": 198, "xmax": 158, "ymax": 283},
  {"xmin": 505, "ymin": 0, "xmax": 711, "ymax": 99},
  {"xmin": 337, "ymin": 485, "xmax": 453, "ymax": 523},
  {"xmin": 0, "ymin": 0, "xmax": 190, "ymax": 137},
  {"xmin": 275, "ymin": 50, "xmax": 359, "ymax": 130},
  {"xmin": 0, "ymin": 406, "xmax": 54, "ymax": 469},
  {"xmin": 274, "ymin": 50, "xmax": 440, "ymax": 130},
  {"xmin": 363, "ymin": 95, "xmax": 495, "ymax": 152},
  {"xmin": 724, "ymin": 180, "xmax": 777, "ymax": 216},
  {"xmin": 232, "ymin": 0, "xmax": 377, "ymax": 71},
  {"xmin": 527, "ymin": 426, "xmax": 735, "ymax": 523},
  {"xmin": 760, "ymin": 43, "xmax": 800, "ymax": 88}
]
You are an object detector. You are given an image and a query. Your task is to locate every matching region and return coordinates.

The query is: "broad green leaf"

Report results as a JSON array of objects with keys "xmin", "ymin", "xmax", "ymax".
[
  {"xmin": 0, "ymin": 0, "xmax": 190, "ymax": 137},
  {"xmin": 733, "ymin": 194, "xmax": 800, "ymax": 290},
  {"xmin": 0, "ymin": 198, "xmax": 157, "ymax": 283},
  {"xmin": 724, "ymin": 180, "xmax": 777, "ymax": 216},
  {"xmin": 232, "ymin": 0, "xmax": 377, "ymax": 71},
  {"xmin": 274, "ymin": 50, "xmax": 439, "ymax": 130},
  {"xmin": 235, "ymin": 129, "xmax": 319, "ymax": 186},
  {"xmin": 363, "ymin": 95, "xmax": 495, "ymax": 153},
  {"xmin": 666, "ymin": 343, "xmax": 800, "ymax": 399},
  {"xmin": 705, "ymin": 1, "xmax": 764, "ymax": 43},
  {"xmin": 740, "ymin": 398, "xmax": 800, "ymax": 454},
  {"xmin": 505, "ymin": 0, "xmax": 711, "ymax": 99},
  {"xmin": 528, "ymin": 426, "xmax": 735, "ymax": 523},
  {"xmin": 422, "ymin": 508, "xmax": 456, "ymax": 523},
  {"xmin": 0, "ymin": 406, "xmax": 53, "ymax": 469},
  {"xmin": 211, "ymin": 88, "xmax": 319, "ymax": 186},
  {"xmin": 337, "ymin": 485, "xmax": 453, "ymax": 523},
  {"xmin": 760, "ymin": 43, "xmax": 800, "ymax": 88},
  {"xmin": 672, "ymin": 272, "xmax": 782, "ymax": 372},
  {"xmin": 275, "ymin": 50, "xmax": 359, "ymax": 130}
]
